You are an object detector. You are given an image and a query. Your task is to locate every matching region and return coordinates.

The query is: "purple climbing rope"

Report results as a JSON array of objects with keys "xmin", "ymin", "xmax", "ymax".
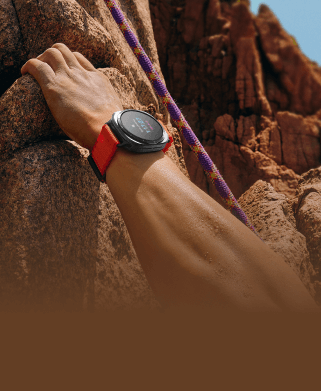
[{"xmin": 103, "ymin": 0, "xmax": 259, "ymax": 236}]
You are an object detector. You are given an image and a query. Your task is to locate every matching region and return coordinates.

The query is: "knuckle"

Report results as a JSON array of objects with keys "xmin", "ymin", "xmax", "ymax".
[
  {"xmin": 45, "ymin": 47, "xmax": 60, "ymax": 56},
  {"xmin": 26, "ymin": 58, "xmax": 38, "ymax": 68},
  {"xmin": 52, "ymin": 42, "xmax": 67, "ymax": 50}
]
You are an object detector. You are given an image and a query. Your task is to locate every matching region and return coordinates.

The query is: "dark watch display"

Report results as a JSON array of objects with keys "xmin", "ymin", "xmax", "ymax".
[
  {"xmin": 118, "ymin": 110, "xmax": 164, "ymax": 143},
  {"xmin": 107, "ymin": 109, "xmax": 171, "ymax": 153}
]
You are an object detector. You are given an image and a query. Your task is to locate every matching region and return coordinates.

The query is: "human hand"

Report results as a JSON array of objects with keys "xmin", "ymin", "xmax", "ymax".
[{"xmin": 21, "ymin": 43, "xmax": 123, "ymax": 151}]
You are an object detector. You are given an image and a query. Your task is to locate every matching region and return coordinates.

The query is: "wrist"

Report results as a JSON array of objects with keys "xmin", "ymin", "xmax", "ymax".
[
  {"xmin": 88, "ymin": 106, "xmax": 123, "ymax": 152},
  {"xmin": 105, "ymin": 147, "xmax": 165, "ymax": 186},
  {"xmin": 88, "ymin": 109, "xmax": 173, "ymax": 184}
]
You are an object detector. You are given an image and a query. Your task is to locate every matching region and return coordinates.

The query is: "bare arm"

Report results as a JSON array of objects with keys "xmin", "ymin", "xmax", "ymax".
[
  {"xmin": 105, "ymin": 148, "xmax": 318, "ymax": 311},
  {"xmin": 21, "ymin": 43, "xmax": 319, "ymax": 312}
]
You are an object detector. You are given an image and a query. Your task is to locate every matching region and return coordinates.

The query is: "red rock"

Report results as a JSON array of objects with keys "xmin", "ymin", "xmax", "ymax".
[
  {"xmin": 293, "ymin": 168, "xmax": 321, "ymax": 303},
  {"xmin": 276, "ymin": 112, "xmax": 321, "ymax": 174},
  {"xmin": 0, "ymin": 0, "xmax": 27, "ymax": 95},
  {"xmin": 0, "ymin": 140, "xmax": 159, "ymax": 311},
  {"xmin": 236, "ymin": 114, "xmax": 257, "ymax": 148},
  {"xmin": 238, "ymin": 180, "xmax": 317, "ymax": 301},
  {"xmin": 230, "ymin": 3, "xmax": 272, "ymax": 116},
  {"xmin": 151, "ymin": 0, "xmax": 321, "ymax": 199},
  {"xmin": 214, "ymin": 113, "xmax": 235, "ymax": 141},
  {"xmin": 257, "ymin": 116, "xmax": 282, "ymax": 165},
  {"xmin": 255, "ymin": 5, "xmax": 321, "ymax": 116},
  {"xmin": 0, "ymin": 74, "xmax": 65, "ymax": 163}
]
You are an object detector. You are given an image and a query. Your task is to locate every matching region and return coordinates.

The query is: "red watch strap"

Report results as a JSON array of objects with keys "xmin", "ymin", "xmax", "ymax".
[
  {"xmin": 159, "ymin": 120, "xmax": 173, "ymax": 153},
  {"xmin": 91, "ymin": 124, "xmax": 120, "ymax": 176},
  {"xmin": 89, "ymin": 120, "xmax": 173, "ymax": 183}
]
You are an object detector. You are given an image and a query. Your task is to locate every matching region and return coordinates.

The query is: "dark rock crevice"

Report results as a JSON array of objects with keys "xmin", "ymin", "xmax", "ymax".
[{"xmin": 0, "ymin": 0, "xmax": 27, "ymax": 96}]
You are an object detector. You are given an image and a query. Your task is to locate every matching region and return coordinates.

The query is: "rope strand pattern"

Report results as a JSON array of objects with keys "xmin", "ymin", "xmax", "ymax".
[{"xmin": 103, "ymin": 0, "xmax": 259, "ymax": 236}]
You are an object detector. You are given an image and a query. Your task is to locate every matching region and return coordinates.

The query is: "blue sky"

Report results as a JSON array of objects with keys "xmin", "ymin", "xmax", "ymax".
[{"xmin": 250, "ymin": 0, "xmax": 321, "ymax": 65}]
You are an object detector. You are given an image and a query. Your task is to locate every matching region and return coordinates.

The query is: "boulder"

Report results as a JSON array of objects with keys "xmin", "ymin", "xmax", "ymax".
[
  {"xmin": 293, "ymin": 167, "xmax": 321, "ymax": 301},
  {"xmin": 0, "ymin": 140, "xmax": 160, "ymax": 311},
  {"xmin": 0, "ymin": 0, "xmax": 188, "ymax": 311},
  {"xmin": 238, "ymin": 180, "xmax": 317, "ymax": 302}
]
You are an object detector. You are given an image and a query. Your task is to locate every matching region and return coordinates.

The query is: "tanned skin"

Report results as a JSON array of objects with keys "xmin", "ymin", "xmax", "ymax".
[{"xmin": 21, "ymin": 43, "xmax": 319, "ymax": 312}]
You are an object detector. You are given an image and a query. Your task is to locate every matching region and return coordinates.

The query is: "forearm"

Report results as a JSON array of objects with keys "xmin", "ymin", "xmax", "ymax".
[
  {"xmin": 20, "ymin": 42, "xmax": 318, "ymax": 312},
  {"xmin": 105, "ymin": 149, "xmax": 319, "ymax": 311}
]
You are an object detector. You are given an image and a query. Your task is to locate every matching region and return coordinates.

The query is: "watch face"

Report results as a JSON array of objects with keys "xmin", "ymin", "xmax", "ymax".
[{"xmin": 119, "ymin": 110, "xmax": 163, "ymax": 143}]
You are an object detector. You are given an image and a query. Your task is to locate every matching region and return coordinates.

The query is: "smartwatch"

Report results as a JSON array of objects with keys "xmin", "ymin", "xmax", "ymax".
[{"xmin": 87, "ymin": 109, "xmax": 173, "ymax": 183}]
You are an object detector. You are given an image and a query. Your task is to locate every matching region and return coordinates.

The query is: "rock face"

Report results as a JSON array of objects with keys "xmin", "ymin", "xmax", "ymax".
[
  {"xmin": 238, "ymin": 180, "xmax": 318, "ymax": 303},
  {"xmin": 150, "ymin": 0, "xmax": 321, "ymax": 201},
  {"xmin": 294, "ymin": 168, "xmax": 321, "ymax": 293},
  {"xmin": 238, "ymin": 168, "xmax": 321, "ymax": 305},
  {"xmin": 0, "ymin": 0, "xmax": 188, "ymax": 311}
]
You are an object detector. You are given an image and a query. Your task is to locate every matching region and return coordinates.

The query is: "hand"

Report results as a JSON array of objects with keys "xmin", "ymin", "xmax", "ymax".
[{"xmin": 21, "ymin": 43, "xmax": 123, "ymax": 151}]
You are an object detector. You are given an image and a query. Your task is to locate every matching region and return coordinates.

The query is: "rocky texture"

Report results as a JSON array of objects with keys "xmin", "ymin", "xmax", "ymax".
[
  {"xmin": 0, "ymin": 0, "xmax": 188, "ymax": 311},
  {"xmin": 150, "ymin": 0, "xmax": 321, "ymax": 201},
  {"xmin": 255, "ymin": 5, "xmax": 321, "ymax": 116},
  {"xmin": 238, "ymin": 180, "xmax": 317, "ymax": 301},
  {"xmin": 237, "ymin": 167, "xmax": 321, "ymax": 305},
  {"xmin": 294, "ymin": 168, "xmax": 321, "ymax": 289},
  {"xmin": 0, "ymin": 140, "xmax": 161, "ymax": 311},
  {"xmin": 0, "ymin": 0, "xmax": 27, "ymax": 95},
  {"xmin": 0, "ymin": 74, "xmax": 66, "ymax": 163},
  {"xmin": 0, "ymin": 66, "xmax": 184, "ymax": 311},
  {"xmin": 276, "ymin": 112, "xmax": 321, "ymax": 175}
]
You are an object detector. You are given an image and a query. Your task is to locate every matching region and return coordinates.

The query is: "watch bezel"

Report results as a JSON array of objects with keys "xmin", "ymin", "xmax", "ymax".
[{"xmin": 108, "ymin": 109, "xmax": 170, "ymax": 153}]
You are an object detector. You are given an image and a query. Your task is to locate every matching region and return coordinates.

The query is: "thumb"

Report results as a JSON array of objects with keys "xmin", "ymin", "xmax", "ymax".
[{"xmin": 21, "ymin": 58, "xmax": 55, "ymax": 87}]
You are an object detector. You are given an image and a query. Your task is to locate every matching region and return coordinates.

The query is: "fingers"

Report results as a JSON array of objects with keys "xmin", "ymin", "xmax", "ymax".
[
  {"xmin": 73, "ymin": 52, "xmax": 96, "ymax": 71},
  {"xmin": 52, "ymin": 43, "xmax": 96, "ymax": 72},
  {"xmin": 21, "ymin": 58, "xmax": 55, "ymax": 86},
  {"xmin": 21, "ymin": 43, "xmax": 96, "ymax": 83},
  {"xmin": 51, "ymin": 43, "xmax": 82, "ymax": 69},
  {"xmin": 36, "ymin": 47, "xmax": 69, "ymax": 73}
]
